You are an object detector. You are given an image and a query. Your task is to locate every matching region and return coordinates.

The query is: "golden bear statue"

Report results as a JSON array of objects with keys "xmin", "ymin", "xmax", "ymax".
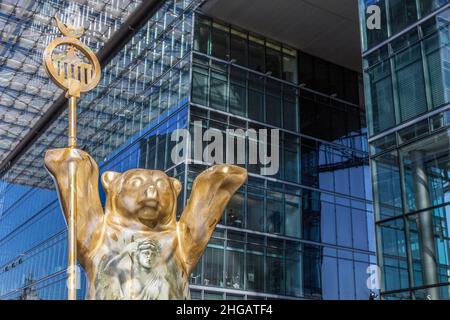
[{"xmin": 44, "ymin": 148, "xmax": 247, "ymax": 300}]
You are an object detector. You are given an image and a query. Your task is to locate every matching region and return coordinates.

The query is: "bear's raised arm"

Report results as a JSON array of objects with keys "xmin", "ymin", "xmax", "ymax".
[
  {"xmin": 178, "ymin": 165, "xmax": 247, "ymax": 274},
  {"xmin": 44, "ymin": 148, "xmax": 104, "ymax": 265}
]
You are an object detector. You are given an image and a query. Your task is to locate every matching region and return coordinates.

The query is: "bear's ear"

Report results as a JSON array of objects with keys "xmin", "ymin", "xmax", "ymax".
[
  {"xmin": 170, "ymin": 177, "xmax": 182, "ymax": 197},
  {"xmin": 101, "ymin": 171, "xmax": 121, "ymax": 193}
]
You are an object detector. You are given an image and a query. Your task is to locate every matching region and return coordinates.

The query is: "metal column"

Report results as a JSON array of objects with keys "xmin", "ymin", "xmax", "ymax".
[{"xmin": 410, "ymin": 150, "xmax": 440, "ymax": 300}]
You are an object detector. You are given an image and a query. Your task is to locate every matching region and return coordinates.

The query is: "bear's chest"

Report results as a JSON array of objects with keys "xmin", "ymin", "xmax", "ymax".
[{"xmin": 87, "ymin": 228, "xmax": 189, "ymax": 300}]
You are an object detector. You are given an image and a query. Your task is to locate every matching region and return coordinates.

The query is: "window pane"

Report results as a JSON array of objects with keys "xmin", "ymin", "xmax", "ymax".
[
  {"xmin": 156, "ymin": 133, "xmax": 167, "ymax": 170},
  {"xmin": 359, "ymin": 0, "xmax": 389, "ymax": 50},
  {"xmin": 352, "ymin": 209, "xmax": 369, "ymax": 250},
  {"xmin": 423, "ymin": 20, "xmax": 450, "ymax": 109},
  {"xmin": 204, "ymin": 241, "xmax": 224, "ymax": 287},
  {"xmin": 333, "ymin": 153, "xmax": 350, "ymax": 196},
  {"xmin": 282, "ymin": 87, "xmax": 298, "ymax": 132},
  {"xmin": 190, "ymin": 289, "xmax": 202, "ymax": 300},
  {"xmin": 343, "ymin": 69, "xmax": 359, "ymax": 105},
  {"xmin": 247, "ymin": 187, "xmax": 264, "ymax": 232},
  {"xmin": 204, "ymin": 291, "xmax": 223, "ymax": 299},
  {"xmin": 303, "ymin": 245, "xmax": 321, "ymax": 297},
  {"xmin": 314, "ymin": 58, "xmax": 330, "ymax": 94},
  {"xmin": 371, "ymin": 151, "xmax": 403, "ymax": 220},
  {"xmin": 338, "ymin": 259, "xmax": 355, "ymax": 299},
  {"xmin": 285, "ymin": 194, "xmax": 301, "ymax": 238},
  {"xmin": 419, "ymin": 0, "xmax": 449, "ymax": 17},
  {"xmin": 394, "ymin": 42, "xmax": 427, "ymax": 122},
  {"xmin": 300, "ymin": 96, "xmax": 335, "ymax": 141},
  {"xmin": 230, "ymin": 29, "xmax": 248, "ymax": 66},
  {"xmin": 226, "ymin": 241, "xmax": 244, "ymax": 290},
  {"xmin": 249, "ymin": 35, "xmax": 265, "ymax": 73},
  {"xmin": 265, "ymin": 80, "xmax": 282, "ymax": 127},
  {"xmin": 266, "ymin": 45, "xmax": 282, "ymax": 78},
  {"xmin": 192, "ymin": 66, "xmax": 209, "ymax": 106},
  {"xmin": 401, "ymin": 130, "xmax": 450, "ymax": 213},
  {"xmin": 350, "ymin": 165, "xmax": 366, "ymax": 199},
  {"xmin": 299, "ymin": 52, "xmax": 314, "ymax": 88},
  {"xmin": 267, "ymin": 191, "xmax": 284, "ymax": 234},
  {"xmin": 336, "ymin": 205, "xmax": 352, "ymax": 247},
  {"xmin": 246, "ymin": 243, "xmax": 264, "ymax": 292},
  {"xmin": 378, "ymin": 219, "xmax": 410, "ymax": 292},
  {"xmin": 226, "ymin": 192, "xmax": 244, "ymax": 228},
  {"xmin": 302, "ymin": 191, "xmax": 321, "ymax": 242},
  {"xmin": 282, "ymin": 51, "xmax": 298, "ymax": 83},
  {"xmin": 364, "ymin": 48, "xmax": 396, "ymax": 135},
  {"xmin": 331, "ymin": 108, "xmax": 348, "ymax": 145},
  {"xmin": 286, "ymin": 242, "xmax": 302, "ymax": 297},
  {"xmin": 210, "ymin": 70, "xmax": 227, "ymax": 111},
  {"xmin": 389, "ymin": 0, "xmax": 418, "ymax": 35},
  {"xmin": 190, "ymin": 260, "xmax": 202, "ymax": 285},
  {"xmin": 229, "ymin": 67, "xmax": 247, "ymax": 116},
  {"xmin": 322, "ymin": 202, "xmax": 337, "ymax": 245},
  {"xmin": 283, "ymin": 134, "xmax": 300, "ymax": 184},
  {"xmin": 329, "ymin": 64, "xmax": 344, "ymax": 98},
  {"xmin": 211, "ymin": 22, "xmax": 229, "ymax": 60},
  {"xmin": 301, "ymin": 139, "xmax": 319, "ymax": 188},
  {"xmin": 248, "ymin": 74, "xmax": 265, "ymax": 122},
  {"xmin": 267, "ymin": 240, "xmax": 285, "ymax": 294},
  {"xmin": 322, "ymin": 256, "xmax": 339, "ymax": 299}
]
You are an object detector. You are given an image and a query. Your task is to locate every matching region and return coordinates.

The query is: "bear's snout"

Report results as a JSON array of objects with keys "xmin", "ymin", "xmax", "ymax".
[{"xmin": 145, "ymin": 184, "xmax": 157, "ymax": 199}]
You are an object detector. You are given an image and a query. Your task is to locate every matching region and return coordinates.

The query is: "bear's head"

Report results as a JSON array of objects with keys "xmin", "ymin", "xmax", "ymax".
[{"xmin": 101, "ymin": 169, "xmax": 181, "ymax": 229}]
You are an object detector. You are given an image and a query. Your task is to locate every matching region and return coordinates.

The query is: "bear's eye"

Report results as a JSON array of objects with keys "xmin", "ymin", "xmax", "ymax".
[
  {"xmin": 156, "ymin": 179, "xmax": 168, "ymax": 189},
  {"xmin": 129, "ymin": 177, "xmax": 143, "ymax": 187}
]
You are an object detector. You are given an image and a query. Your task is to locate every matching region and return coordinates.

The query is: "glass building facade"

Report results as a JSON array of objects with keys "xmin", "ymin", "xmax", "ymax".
[
  {"xmin": 0, "ymin": 0, "xmax": 374, "ymax": 300},
  {"xmin": 359, "ymin": 0, "xmax": 450, "ymax": 299}
]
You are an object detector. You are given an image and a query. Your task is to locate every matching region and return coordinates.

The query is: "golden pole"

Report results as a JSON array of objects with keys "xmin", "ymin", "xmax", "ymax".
[
  {"xmin": 68, "ymin": 96, "xmax": 77, "ymax": 148},
  {"xmin": 43, "ymin": 17, "xmax": 101, "ymax": 300},
  {"xmin": 67, "ymin": 96, "xmax": 77, "ymax": 300}
]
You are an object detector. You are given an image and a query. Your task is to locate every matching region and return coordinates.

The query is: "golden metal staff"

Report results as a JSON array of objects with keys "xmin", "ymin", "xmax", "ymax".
[{"xmin": 43, "ymin": 17, "xmax": 101, "ymax": 300}]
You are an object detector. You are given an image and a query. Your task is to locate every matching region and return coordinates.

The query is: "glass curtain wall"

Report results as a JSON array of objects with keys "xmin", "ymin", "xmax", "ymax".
[
  {"xmin": 186, "ymin": 13, "xmax": 375, "ymax": 300},
  {"xmin": 371, "ymin": 121, "xmax": 450, "ymax": 299},
  {"xmin": 359, "ymin": 0, "xmax": 450, "ymax": 52},
  {"xmin": 363, "ymin": 6, "xmax": 450, "ymax": 137},
  {"xmin": 360, "ymin": 0, "xmax": 450, "ymax": 300}
]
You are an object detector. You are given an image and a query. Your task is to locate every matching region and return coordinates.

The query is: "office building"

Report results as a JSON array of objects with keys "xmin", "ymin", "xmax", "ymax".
[{"xmin": 359, "ymin": 0, "xmax": 450, "ymax": 299}]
